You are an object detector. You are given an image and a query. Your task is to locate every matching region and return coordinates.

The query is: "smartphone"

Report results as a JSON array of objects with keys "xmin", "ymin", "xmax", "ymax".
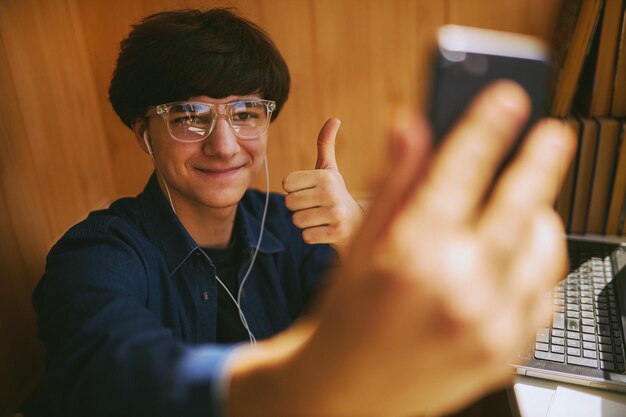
[{"xmin": 428, "ymin": 25, "xmax": 551, "ymax": 160}]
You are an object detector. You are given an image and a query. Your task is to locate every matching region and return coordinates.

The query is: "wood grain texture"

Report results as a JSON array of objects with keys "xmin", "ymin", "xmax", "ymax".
[
  {"xmin": 0, "ymin": 0, "xmax": 114, "ymax": 414},
  {"xmin": 0, "ymin": 1, "xmax": 565, "ymax": 414}
]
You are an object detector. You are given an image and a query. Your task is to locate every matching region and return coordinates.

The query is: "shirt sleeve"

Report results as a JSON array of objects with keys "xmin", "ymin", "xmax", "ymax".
[{"xmin": 33, "ymin": 218, "xmax": 237, "ymax": 417}]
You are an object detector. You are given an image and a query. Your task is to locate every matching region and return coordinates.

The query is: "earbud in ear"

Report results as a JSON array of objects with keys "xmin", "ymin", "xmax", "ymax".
[{"xmin": 143, "ymin": 130, "xmax": 153, "ymax": 156}]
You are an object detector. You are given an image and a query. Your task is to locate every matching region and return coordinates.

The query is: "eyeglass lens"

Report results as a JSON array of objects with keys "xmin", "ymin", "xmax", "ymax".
[{"xmin": 166, "ymin": 101, "xmax": 271, "ymax": 141}]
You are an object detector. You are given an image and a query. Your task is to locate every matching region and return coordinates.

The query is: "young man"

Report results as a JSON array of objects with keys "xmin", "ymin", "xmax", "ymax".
[
  {"xmin": 33, "ymin": 8, "xmax": 361, "ymax": 415},
  {"xmin": 33, "ymin": 7, "xmax": 577, "ymax": 417}
]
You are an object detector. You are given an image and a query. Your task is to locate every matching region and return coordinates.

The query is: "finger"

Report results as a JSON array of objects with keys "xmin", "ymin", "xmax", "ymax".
[
  {"xmin": 417, "ymin": 81, "xmax": 531, "ymax": 227},
  {"xmin": 349, "ymin": 112, "xmax": 432, "ymax": 251},
  {"xmin": 301, "ymin": 224, "xmax": 339, "ymax": 245},
  {"xmin": 478, "ymin": 119, "xmax": 576, "ymax": 260},
  {"xmin": 316, "ymin": 118, "xmax": 341, "ymax": 170},
  {"xmin": 283, "ymin": 170, "xmax": 322, "ymax": 193},
  {"xmin": 292, "ymin": 206, "xmax": 336, "ymax": 230},
  {"xmin": 504, "ymin": 208, "xmax": 568, "ymax": 337},
  {"xmin": 285, "ymin": 188, "xmax": 323, "ymax": 212}
]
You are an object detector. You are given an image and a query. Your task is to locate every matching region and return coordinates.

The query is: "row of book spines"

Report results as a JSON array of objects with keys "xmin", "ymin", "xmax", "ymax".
[{"xmin": 556, "ymin": 116, "xmax": 626, "ymax": 237}]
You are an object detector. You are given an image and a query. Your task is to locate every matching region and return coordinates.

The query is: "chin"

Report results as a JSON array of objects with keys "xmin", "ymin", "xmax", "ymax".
[{"xmin": 200, "ymin": 191, "xmax": 247, "ymax": 209}]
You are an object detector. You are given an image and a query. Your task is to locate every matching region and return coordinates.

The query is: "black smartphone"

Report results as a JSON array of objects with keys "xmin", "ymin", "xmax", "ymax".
[{"xmin": 428, "ymin": 25, "xmax": 551, "ymax": 161}]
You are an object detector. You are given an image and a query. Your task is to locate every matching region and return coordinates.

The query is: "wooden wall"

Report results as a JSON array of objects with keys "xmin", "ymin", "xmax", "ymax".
[{"xmin": 0, "ymin": 0, "xmax": 564, "ymax": 414}]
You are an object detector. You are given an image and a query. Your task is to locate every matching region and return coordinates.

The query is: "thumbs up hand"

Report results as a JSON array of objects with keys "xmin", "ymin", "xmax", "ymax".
[{"xmin": 283, "ymin": 118, "xmax": 364, "ymax": 251}]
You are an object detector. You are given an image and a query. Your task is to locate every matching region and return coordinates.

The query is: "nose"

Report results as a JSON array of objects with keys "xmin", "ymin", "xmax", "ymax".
[{"xmin": 202, "ymin": 115, "xmax": 240, "ymax": 159}]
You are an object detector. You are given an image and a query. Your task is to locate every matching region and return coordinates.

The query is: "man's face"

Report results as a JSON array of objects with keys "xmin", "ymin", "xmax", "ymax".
[{"xmin": 144, "ymin": 94, "xmax": 268, "ymax": 212}]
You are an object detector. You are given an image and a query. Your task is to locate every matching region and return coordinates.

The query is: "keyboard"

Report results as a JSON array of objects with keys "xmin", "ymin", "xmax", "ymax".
[{"xmin": 533, "ymin": 241, "xmax": 626, "ymax": 372}]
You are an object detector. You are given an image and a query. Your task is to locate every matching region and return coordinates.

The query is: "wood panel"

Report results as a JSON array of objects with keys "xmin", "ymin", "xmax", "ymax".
[
  {"xmin": 0, "ymin": 1, "xmax": 565, "ymax": 415},
  {"xmin": 0, "ymin": 0, "xmax": 114, "ymax": 414}
]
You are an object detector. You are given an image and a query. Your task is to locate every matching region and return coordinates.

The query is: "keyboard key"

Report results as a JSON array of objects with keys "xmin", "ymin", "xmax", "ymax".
[
  {"xmin": 599, "ymin": 344, "xmax": 613, "ymax": 353},
  {"xmin": 567, "ymin": 347, "xmax": 581, "ymax": 356},
  {"xmin": 600, "ymin": 362, "xmax": 616, "ymax": 371},
  {"xmin": 566, "ymin": 319, "xmax": 580, "ymax": 332},
  {"xmin": 552, "ymin": 345, "xmax": 565, "ymax": 354},
  {"xmin": 583, "ymin": 334, "xmax": 595, "ymax": 342},
  {"xmin": 567, "ymin": 339, "xmax": 581, "ymax": 348},
  {"xmin": 552, "ymin": 337, "xmax": 565, "ymax": 346},
  {"xmin": 536, "ymin": 328, "xmax": 550, "ymax": 343},
  {"xmin": 567, "ymin": 356, "xmax": 597, "ymax": 368},
  {"xmin": 535, "ymin": 351, "xmax": 565, "ymax": 363},
  {"xmin": 597, "ymin": 317, "xmax": 610, "ymax": 325},
  {"xmin": 553, "ymin": 313, "xmax": 565, "ymax": 330},
  {"xmin": 618, "ymin": 364, "xmax": 625, "ymax": 372},
  {"xmin": 583, "ymin": 341, "xmax": 597, "ymax": 350},
  {"xmin": 581, "ymin": 311, "xmax": 594, "ymax": 319},
  {"xmin": 597, "ymin": 325, "xmax": 611, "ymax": 336},
  {"xmin": 552, "ymin": 329, "xmax": 565, "ymax": 338},
  {"xmin": 599, "ymin": 352, "xmax": 615, "ymax": 362},
  {"xmin": 566, "ymin": 310, "xmax": 580, "ymax": 318},
  {"xmin": 582, "ymin": 325, "xmax": 595, "ymax": 334},
  {"xmin": 581, "ymin": 318, "xmax": 595, "ymax": 327},
  {"xmin": 584, "ymin": 350, "xmax": 597, "ymax": 359}
]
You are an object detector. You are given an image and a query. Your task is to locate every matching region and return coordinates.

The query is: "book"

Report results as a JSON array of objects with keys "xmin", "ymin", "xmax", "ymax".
[
  {"xmin": 606, "ymin": 121, "xmax": 626, "ymax": 235},
  {"xmin": 551, "ymin": 0, "xmax": 604, "ymax": 117},
  {"xmin": 556, "ymin": 116, "xmax": 581, "ymax": 231},
  {"xmin": 570, "ymin": 117, "xmax": 599, "ymax": 234},
  {"xmin": 612, "ymin": 7, "xmax": 626, "ymax": 116},
  {"xmin": 586, "ymin": 118, "xmax": 621, "ymax": 233},
  {"xmin": 574, "ymin": 0, "xmax": 624, "ymax": 116}
]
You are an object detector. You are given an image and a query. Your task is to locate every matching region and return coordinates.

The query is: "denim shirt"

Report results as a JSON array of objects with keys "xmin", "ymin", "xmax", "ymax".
[{"xmin": 33, "ymin": 174, "xmax": 336, "ymax": 417}]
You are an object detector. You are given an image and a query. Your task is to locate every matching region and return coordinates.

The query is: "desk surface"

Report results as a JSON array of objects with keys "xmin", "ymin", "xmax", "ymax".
[{"xmin": 514, "ymin": 375, "xmax": 626, "ymax": 417}]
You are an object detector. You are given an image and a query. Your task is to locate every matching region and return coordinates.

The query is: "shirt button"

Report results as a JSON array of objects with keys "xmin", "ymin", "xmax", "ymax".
[
  {"xmin": 201, "ymin": 291, "xmax": 209, "ymax": 301},
  {"xmin": 195, "ymin": 251, "xmax": 202, "ymax": 257}
]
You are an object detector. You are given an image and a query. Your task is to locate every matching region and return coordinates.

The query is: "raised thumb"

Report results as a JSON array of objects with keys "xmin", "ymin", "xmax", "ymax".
[{"xmin": 315, "ymin": 118, "xmax": 341, "ymax": 169}]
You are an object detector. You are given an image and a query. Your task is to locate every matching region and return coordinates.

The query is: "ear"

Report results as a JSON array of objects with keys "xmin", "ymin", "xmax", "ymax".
[{"xmin": 132, "ymin": 118, "xmax": 152, "ymax": 155}]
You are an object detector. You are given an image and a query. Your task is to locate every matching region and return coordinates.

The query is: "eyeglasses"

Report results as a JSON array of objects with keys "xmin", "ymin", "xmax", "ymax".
[{"xmin": 145, "ymin": 99, "xmax": 276, "ymax": 142}]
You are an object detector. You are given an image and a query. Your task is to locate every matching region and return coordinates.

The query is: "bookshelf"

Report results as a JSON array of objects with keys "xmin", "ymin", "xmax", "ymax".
[{"xmin": 553, "ymin": 0, "xmax": 626, "ymax": 238}]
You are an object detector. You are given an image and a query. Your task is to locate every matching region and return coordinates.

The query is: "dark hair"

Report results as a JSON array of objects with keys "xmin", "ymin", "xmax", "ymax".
[{"xmin": 109, "ymin": 8, "xmax": 290, "ymax": 128}]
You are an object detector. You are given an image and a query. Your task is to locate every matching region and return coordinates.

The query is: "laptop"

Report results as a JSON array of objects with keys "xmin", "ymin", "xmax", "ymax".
[{"xmin": 514, "ymin": 235, "xmax": 626, "ymax": 392}]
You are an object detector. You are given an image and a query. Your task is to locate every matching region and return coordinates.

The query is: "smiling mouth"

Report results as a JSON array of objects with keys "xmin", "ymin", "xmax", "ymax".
[{"xmin": 195, "ymin": 166, "xmax": 242, "ymax": 174}]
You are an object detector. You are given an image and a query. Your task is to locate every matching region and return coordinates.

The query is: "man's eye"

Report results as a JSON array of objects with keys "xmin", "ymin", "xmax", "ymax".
[{"xmin": 233, "ymin": 112, "xmax": 259, "ymax": 121}]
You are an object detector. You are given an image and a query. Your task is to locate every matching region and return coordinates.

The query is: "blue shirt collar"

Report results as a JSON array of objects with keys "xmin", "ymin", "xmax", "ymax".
[{"xmin": 139, "ymin": 174, "xmax": 284, "ymax": 277}]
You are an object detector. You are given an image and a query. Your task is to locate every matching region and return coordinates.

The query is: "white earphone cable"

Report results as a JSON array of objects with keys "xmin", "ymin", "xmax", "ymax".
[{"xmin": 144, "ymin": 130, "xmax": 268, "ymax": 346}]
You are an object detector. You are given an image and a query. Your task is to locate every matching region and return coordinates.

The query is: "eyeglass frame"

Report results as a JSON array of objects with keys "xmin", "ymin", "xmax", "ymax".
[{"xmin": 144, "ymin": 99, "xmax": 277, "ymax": 142}]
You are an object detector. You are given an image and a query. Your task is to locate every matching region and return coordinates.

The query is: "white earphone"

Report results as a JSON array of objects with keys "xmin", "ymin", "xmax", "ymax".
[{"xmin": 143, "ymin": 130, "xmax": 154, "ymax": 155}]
